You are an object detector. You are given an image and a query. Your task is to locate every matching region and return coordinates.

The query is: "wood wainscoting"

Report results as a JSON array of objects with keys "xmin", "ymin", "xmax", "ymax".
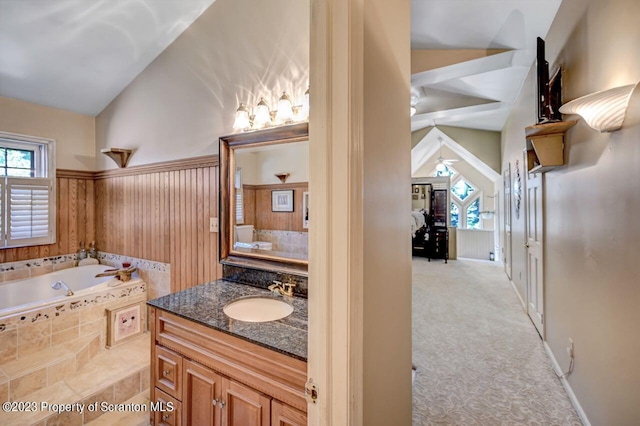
[
  {"xmin": 243, "ymin": 182, "xmax": 308, "ymax": 232},
  {"xmin": 95, "ymin": 156, "xmax": 222, "ymax": 292},
  {"xmin": 0, "ymin": 157, "xmax": 222, "ymax": 292},
  {"xmin": 0, "ymin": 170, "xmax": 95, "ymax": 263}
]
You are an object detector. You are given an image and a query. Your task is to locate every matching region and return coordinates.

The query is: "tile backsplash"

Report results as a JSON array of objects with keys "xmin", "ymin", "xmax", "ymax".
[{"xmin": 254, "ymin": 230, "xmax": 308, "ymax": 257}]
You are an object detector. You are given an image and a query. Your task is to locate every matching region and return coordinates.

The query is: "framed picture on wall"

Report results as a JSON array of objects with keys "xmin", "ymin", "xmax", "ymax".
[{"xmin": 272, "ymin": 190, "xmax": 294, "ymax": 212}]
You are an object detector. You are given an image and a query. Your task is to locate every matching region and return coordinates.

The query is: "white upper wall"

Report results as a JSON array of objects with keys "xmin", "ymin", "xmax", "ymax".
[
  {"xmin": 95, "ymin": 0, "xmax": 310, "ymax": 169},
  {"xmin": 235, "ymin": 140, "xmax": 309, "ymax": 185}
]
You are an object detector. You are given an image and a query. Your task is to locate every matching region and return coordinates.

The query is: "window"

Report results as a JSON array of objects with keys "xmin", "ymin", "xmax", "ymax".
[
  {"xmin": 466, "ymin": 198, "xmax": 481, "ymax": 229},
  {"xmin": 235, "ymin": 167, "xmax": 244, "ymax": 224},
  {"xmin": 450, "ymin": 202, "xmax": 460, "ymax": 228},
  {"xmin": 0, "ymin": 133, "xmax": 56, "ymax": 248}
]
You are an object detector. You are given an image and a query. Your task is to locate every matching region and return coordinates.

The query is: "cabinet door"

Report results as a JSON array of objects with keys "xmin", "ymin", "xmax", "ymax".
[
  {"xmin": 153, "ymin": 388, "xmax": 182, "ymax": 426},
  {"xmin": 271, "ymin": 400, "xmax": 306, "ymax": 426},
  {"xmin": 220, "ymin": 378, "xmax": 270, "ymax": 426},
  {"xmin": 155, "ymin": 345, "xmax": 183, "ymax": 399},
  {"xmin": 183, "ymin": 359, "xmax": 222, "ymax": 426}
]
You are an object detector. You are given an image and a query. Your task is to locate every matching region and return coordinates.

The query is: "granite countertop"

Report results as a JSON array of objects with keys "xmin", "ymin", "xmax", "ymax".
[{"xmin": 147, "ymin": 280, "xmax": 308, "ymax": 361}]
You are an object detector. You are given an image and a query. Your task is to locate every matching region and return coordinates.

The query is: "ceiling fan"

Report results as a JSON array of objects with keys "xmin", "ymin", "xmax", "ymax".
[{"xmin": 433, "ymin": 137, "xmax": 458, "ymax": 171}]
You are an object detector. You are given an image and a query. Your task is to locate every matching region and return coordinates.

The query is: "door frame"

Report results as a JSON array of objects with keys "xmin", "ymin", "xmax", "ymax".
[{"xmin": 503, "ymin": 163, "xmax": 512, "ymax": 279}]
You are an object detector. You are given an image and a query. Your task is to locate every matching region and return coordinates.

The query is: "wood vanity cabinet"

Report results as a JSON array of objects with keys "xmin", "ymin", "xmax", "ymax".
[{"xmin": 149, "ymin": 307, "xmax": 307, "ymax": 426}]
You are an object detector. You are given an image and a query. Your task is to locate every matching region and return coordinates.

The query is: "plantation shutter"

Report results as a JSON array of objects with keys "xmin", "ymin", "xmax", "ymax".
[
  {"xmin": 235, "ymin": 168, "xmax": 244, "ymax": 224},
  {"xmin": 6, "ymin": 178, "xmax": 54, "ymax": 246}
]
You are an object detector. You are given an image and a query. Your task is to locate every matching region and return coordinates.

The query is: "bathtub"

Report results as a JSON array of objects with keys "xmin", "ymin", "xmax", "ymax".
[{"xmin": 0, "ymin": 264, "xmax": 117, "ymax": 317}]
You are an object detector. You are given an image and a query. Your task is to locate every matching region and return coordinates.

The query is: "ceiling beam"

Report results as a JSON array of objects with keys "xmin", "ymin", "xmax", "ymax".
[{"xmin": 411, "ymin": 49, "xmax": 510, "ymax": 74}]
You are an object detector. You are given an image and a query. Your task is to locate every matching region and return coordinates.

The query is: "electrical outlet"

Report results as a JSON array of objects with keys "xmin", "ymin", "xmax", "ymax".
[
  {"xmin": 566, "ymin": 338, "xmax": 574, "ymax": 358},
  {"xmin": 210, "ymin": 218, "xmax": 218, "ymax": 233}
]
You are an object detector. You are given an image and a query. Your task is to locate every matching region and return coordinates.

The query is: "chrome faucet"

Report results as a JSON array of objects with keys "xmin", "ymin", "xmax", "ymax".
[
  {"xmin": 268, "ymin": 280, "xmax": 296, "ymax": 297},
  {"xmin": 51, "ymin": 280, "xmax": 74, "ymax": 296}
]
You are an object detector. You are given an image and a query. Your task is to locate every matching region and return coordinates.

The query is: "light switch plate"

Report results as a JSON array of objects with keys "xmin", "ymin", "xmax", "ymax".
[{"xmin": 210, "ymin": 217, "xmax": 218, "ymax": 233}]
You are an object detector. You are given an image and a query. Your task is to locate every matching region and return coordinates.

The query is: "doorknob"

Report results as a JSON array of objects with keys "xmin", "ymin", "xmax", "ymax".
[{"xmin": 524, "ymin": 243, "xmax": 530, "ymax": 248}]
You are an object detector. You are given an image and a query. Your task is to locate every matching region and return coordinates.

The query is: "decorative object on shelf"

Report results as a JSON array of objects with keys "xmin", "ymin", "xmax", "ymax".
[
  {"xmin": 559, "ymin": 83, "xmax": 638, "ymax": 132},
  {"xmin": 233, "ymin": 87, "xmax": 309, "ymax": 132},
  {"xmin": 101, "ymin": 147, "xmax": 133, "ymax": 168},
  {"xmin": 513, "ymin": 160, "xmax": 522, "ymax": 220},
  {"xmin": 275, "ymin": 172, "xmax": 290, "ymax": 183},
  {"xmin": 272, "ymin": 189, "xmax": 294, "ymax": 212}
]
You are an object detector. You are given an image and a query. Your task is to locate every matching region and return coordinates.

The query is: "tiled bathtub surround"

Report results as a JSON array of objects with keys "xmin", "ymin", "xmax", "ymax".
[
  {"xmin": 0, "ymin": 279, "xmax": 147, "ymax": 365},
  {"xmin": 97, "ymin": 252, "xmax": 170, "ymax": 300},
  {"xmin": 223, "ymin": 264, "xmax": 308, "ymax": 297},
  {"xmin": 254, "ymin": 230, "xmax": 308, "ymax": 257},
  {"xmin": 0, "ymin": 254, "xmax": 77, "ymax": 283}
]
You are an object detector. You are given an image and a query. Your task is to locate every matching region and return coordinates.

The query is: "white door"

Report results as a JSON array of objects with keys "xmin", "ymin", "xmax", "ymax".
[
  {"xmin": 503, "ymin": 165, "xmax": 512, "ymax": 279},
  {"xmin": 525, "ymin": 162, "xmax": 544, "ymax": 338}
]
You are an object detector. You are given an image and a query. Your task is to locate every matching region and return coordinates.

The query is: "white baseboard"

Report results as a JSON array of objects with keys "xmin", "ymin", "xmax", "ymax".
[
  {"xmin": 543, "ymin": 341, "xmax": 591, "ymax": 426},
  {"xmin": 510, "ymin": 280, "xmax": 526, "ymax": 311}
]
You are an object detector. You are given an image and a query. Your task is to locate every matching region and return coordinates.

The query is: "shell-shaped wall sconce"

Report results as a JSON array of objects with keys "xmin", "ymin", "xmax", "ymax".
[{"xmin": 559, "ymin": 83, "xmax": 637, "ymax": 132}]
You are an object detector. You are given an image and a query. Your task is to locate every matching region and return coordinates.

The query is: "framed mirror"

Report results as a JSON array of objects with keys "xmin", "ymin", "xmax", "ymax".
[{"xmin": 219, "ymin": 123, "xmax": 309, "ymax": 275}]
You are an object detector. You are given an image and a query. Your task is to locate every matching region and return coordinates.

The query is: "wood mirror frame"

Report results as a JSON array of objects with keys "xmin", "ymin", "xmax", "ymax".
[{"xmin": 219, "ymin": 122, "xmax": 309, "ymax": 276}]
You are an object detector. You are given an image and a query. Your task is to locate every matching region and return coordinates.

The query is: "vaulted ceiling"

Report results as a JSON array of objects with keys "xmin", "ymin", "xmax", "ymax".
[
  {"xmin": 410, "ymin": 0, "xmax": 562, "ymax": 132},
  {"xmin": 0, "ymin": 0, "xmax": 562, "ymax": 133}
]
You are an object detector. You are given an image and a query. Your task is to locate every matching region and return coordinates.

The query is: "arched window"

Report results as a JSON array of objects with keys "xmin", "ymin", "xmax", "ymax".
[{"xmin": 432, "ymin": 165, "xmax": 482, "ymax": 229}]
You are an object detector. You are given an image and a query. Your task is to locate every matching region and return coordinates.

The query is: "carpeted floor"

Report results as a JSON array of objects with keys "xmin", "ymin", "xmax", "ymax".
[{"xmin": 412, "ymin": 258, "xmax": 582, "ymax": 425}]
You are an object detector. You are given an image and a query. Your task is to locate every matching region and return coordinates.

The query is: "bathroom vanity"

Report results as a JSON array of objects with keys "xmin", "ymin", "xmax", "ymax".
[
  {"xmin": 147, "ymin": 124, "xmax": 311, "ymax": 425},
  {"xmin": 148, "ymin": 280, "xmax": 307, "ymax": 426}
]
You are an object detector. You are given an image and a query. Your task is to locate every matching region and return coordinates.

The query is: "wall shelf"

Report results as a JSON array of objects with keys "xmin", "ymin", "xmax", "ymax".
[
  {"xmin": 101, "ymin": 148, "xmax": 133, "ymax": 168},
  {"xmin": 524, "ymin": 121, "xmax": 576, "ymax": 173}
]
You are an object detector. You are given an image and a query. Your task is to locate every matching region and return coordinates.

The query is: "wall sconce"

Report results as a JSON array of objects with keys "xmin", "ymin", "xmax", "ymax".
[
  {"xmin": 275, "ymin": 172, "xmax": 290, "ymax": 183},
  {"xmin": 559, "ymin": 83, "xmax": 637, "ymax": 132},
  {"xmin": 233, "ymin": 88, "xmax": 309, "ymax": 132}
]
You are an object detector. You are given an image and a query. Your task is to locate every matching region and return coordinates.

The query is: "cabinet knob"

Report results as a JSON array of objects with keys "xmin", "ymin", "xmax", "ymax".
[
  {"xmin": 212, "ymin": 398, "xmax": 218, "ymax": 406},
  {"xmin": 162, "ymin": 414, "xmax": 170, "ymax": 421},
  {"xmin": 163, "ymin": 370, "xmax": 170, "ymax": 377},
  {"xmin": 219, "ymin": 401, "xmax": 226, "ymax": 409}
]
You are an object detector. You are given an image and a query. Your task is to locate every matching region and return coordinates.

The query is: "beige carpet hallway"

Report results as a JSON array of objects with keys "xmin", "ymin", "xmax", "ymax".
[{"xmin": 412, "ymin": 258, "xmax": 582, "ymax": 425}]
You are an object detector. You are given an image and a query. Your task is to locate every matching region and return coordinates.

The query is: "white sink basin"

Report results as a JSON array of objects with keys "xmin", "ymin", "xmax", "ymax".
[{"xmin": 223, "ymin": 297, "xmax": 293, "ymax": 322}]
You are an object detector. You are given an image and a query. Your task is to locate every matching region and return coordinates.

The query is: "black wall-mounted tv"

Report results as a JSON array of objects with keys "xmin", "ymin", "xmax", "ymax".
[{"xmin": 536, "ymin": 37, "xmax": 562, "ymax": 124}]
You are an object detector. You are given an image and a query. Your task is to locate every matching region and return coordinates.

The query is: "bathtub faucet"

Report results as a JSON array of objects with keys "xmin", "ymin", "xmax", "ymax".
[{"xmin": 51, "ymin": 280, "xmax": 74, "ymax": 296}]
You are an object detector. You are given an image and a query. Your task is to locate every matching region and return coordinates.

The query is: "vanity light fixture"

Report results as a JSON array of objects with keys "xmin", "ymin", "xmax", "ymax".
[
  {"xmin": 253, "ymin": 97, "xmax": 271, "ymax": 129},
  {"xmin": 302, "ymin": 86, "xmax": 310, "ymax": 118},
  {"xmin": 275, "ymin": 92, "xmax": 294, "ymax": 124},
  {"xmin": 559, "ymin": 83, "xmax": 638, "ymax": 132},
  {"xmin": 233, "ymin": 103, "xmax": 251, "ymax": 130},
  {"xmin": 234, "ymin": 87, "xmax": 309, "ymax": 132}
]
